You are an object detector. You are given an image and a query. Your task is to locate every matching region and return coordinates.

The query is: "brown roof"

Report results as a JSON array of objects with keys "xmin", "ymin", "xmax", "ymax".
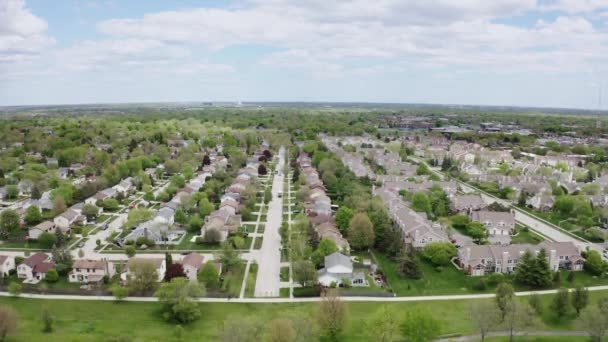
[
  {"xmin": 33, "ymin": 221, "xmax": 55, "ymax": 230},
  {"xmin": 128, "ymin": 258, "xmax": 164, "ymax": 269},
  {"xmin": 33, "ymin": 261, "xmax": 56, "ymax": 274},
  {"xmin": 181, "ymin": 253, "xmax": 204, "ymax": 269},
  {"xmin": 24, "ymin": 252, "xmax": 49, "ymax": 268},
  {"xmin": 0, "ymin": 255, "xmax": 8, "ymax": 264}
]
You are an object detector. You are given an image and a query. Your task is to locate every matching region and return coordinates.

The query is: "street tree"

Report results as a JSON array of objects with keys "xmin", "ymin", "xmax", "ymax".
[
  {"xmin": 293, "ymin": 260, "xmax": 317, "ymax": 287},
  {"xmin": 496, "ymin": 282, "xmax": 515, "ymax": 320},
  {"xmin": 155, "ymin": 277, "xmax": 204, "ymax": 323},
  {"xmin": 366, "ymin": 305, "xmax": 400, "ymax": 342},
  {"xmin": 400, "ymin": 308, "xmax": 441, "ymax": 342},
  {"xmin": 128, "ymin": 260, "xmax": 159, "ymax": 295},
  {"xmin": 317, "ymin": 291, "xmax": 347, "ymax": 342},
  {"xmin": 469, "ymin": 301, "xmax": 501, "ymax": 342},
  {"xmin": 572, "ymin": 286, "xmax": 589, "ymax": 316}
]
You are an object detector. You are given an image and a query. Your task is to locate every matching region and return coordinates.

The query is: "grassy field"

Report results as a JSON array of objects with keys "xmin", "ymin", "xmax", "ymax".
[{"xmin": 0, "ymin": 290, "xmax": 606, "ymax": 341}]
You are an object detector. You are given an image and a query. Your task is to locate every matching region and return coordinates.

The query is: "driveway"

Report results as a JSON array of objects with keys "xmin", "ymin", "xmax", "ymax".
[{"xmin": 254, "ymin": 147, "xmax": 285, "ymax": 297}]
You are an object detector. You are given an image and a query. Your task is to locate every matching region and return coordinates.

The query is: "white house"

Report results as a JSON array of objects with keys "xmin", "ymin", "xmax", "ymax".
[
  {"xmin": 53, "ymin": 209, "xmax": 83, "ymax": 231},
  {"xmin": 28, "ymin": 221, "xmax": 56, "ymax": 240},
  {"xmin": 317, "ymin": 252, "xmax": 366, "ymax": 287},
  {"xmin": 69, "ymin": 259, "xmax": 112, "ymax": 284},
  {"xmin": 0, "ymin": 255, "xmax": 15, "ymax": 277},
  {"xmin": 17, "ymin": 252, "xmax": 55, "ymax": 281}
]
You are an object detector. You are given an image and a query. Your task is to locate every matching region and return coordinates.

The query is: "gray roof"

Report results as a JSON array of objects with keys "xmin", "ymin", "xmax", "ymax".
[{"xmin": 324, "ymin": 252, "xmax": 352, "ymax": 269}]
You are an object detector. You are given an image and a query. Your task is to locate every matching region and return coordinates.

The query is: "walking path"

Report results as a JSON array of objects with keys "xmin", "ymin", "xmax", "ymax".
[
  {"xmin": 254, "ymin": 147, "xmax": 285, "ymax": 297},
  {"xmin": 437, "ymin": 330, "xmax": 587, "ymax": 341},
  {"xmin": 3, "ymin": 284, "xmax": 608, "ymax": 303}
]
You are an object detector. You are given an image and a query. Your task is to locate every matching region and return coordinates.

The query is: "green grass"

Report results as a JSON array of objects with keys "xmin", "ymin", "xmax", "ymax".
[
  {"xmin": 221, "ymin": 263, "xmax": 246, "ymax": 297},
  {"xmin": 512, "ymin": 225, "xmax": 544, "ymax": 245},
  {"xmin": 244, "ymin": 263, "xmax": 258, "ymax": 298},
  {"xmin": 254, "ymin": 237, "xmax": 263, "ymax": 249},
  {"xmin": 375, "ymin": 252, "xmax": 480, "ymax": 296},
  {"xmin": 2, "ymin": 290, "xmax": 606, "ymax": 341}
]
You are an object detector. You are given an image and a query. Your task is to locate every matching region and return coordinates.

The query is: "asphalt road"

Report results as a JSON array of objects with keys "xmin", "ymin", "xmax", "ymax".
[{"xmin": 254, "ymin": 147, "xmax": 285, "ymax": 297}]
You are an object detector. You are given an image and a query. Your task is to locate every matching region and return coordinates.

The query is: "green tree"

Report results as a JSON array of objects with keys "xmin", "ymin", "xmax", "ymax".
[
  {"xmin": 421, "ymin": 242, "xmax": 457, "ymax": 266},
  {"xmin": 469, "ymin": 301, "xmax": 501, "ymax": 342},
  {"xmin": 397, "ymin": 248, "xmax": 422, "ymax": 279},
  {"xmin": 578, "ymin": 306, "xmax": 608, "ymax": 342},
  {"xmin": 218, "ymin": 242, "xmax": 241, "ymax": 271},
  {"xmin": 416, "ymin": 163, "xmax": 429, "ymax": 176},
  {"xmin": 572, "ymin": 286, "xmax": 589, "ymax": 316},
  {"xmin": 585, "ymin": 250, "xmax": 606, "ymax": 276},
  {"xmin": 8, "ymin": 282, "xmax": 21, "ymax": 297},
  {"xmin": 5, "ymin": 185, "xmax": 18, "ymax": 199},
  {"xmin": 533, "ymin": 249, "xmax": 553, "ymax": 288},
  {"xmin": 111, "ymin": 285, "xmax": 129, "ymax": 301},
  {"xmin": 125, "ymin": 208, "xmax": 153, "ymax": 228},
  {"xmin": 155, "ymin": 277, "xmax": 204, "ymax": 323},
  {"xmin": 496, "ymin": 282, "xmax": 514, "ymax": 320},
  {"xmin": 41, "ymin": 308, "xmax": 54, "ymax": 333},
  {"xmin": 198, "ymin": 197, "xmax": 215, "ymax": 218},
  {"xmin": 125, "ymin": 245, "xmax": 136, "ymax": 258},
  {"xmin": 317, "ymin": 291, "xmax": 347, "ymax": 342},
  {"xmin": 38, "ymin": 232, "xmax": 58, "ymax": 249},
  {"xmin": 188, "ymin": 215, "xmax": 203, "ymax": 233},
  {"xmin": 311, "ymin": 239, "xmax": 338, "ymax": 267},
  {"xmin": 293, "ymin": 260, "xmax": 317, "ymax": 287},
  {"xmin": 24, "ymin": 205, "xmax": 42, "ymax": 225},
  {"xmin": 551, "ymin": 288, "xmax": 571, "ymax": 319},
  {"xmin": 128, "ymin": 260, "xmax": 159, "ymax": 295},
  {"xmin": 366, "ymin": 305, "xmax": 400, "ymax": 342},
  {"xmin": 198, "ymin": 261, "xmax": 219, "ymax": 289},
  {"xmin": 466, "ymin": 221, "xmax": 488, "ymax": 244},
  {"xmin": 411, "ymin": 192, "xmax": 431, "ymax": 215},
  {"xmin": 400, "ymin": 309, "xmax": 440, "ymax": 342},
  {"xmin": 335, "ymin": 206, "xmax": 354, "ymax": 233},
  {"xmin": 0, "ymin": 209, "xmax": 19, "ymax": 238},
  {"xmin": 347, "ymin": 213, "xmax": 375, "ymax": 250},
  {"xmin": 81, "ymin": 204, "xmax": 99, "ymax": 220},
  {"xmin": 45, "ymin": 269, "xmax": 59, "ymax": 283}
]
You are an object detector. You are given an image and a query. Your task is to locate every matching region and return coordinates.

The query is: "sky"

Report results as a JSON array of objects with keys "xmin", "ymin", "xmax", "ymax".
[{"xmin": 1, "ymin": 0, "xmax": 608, "ymax": 109}]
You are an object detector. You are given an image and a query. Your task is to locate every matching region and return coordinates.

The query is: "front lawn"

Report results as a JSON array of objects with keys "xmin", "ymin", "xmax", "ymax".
[{"xmin": 220, "ymin": 263, "xmax": 246, "ymax": 297}]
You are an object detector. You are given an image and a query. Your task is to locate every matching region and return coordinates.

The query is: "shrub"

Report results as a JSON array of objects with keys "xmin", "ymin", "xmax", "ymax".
[
  {"xmin": 45, "ymin": 269, "xmax": 59, "ymax": 283},
  {"xmin": 487, "ymin": 273, "xmax": 505, "ymax": 286},
  {"xmin": 471, "ymin": 278, "xmax": 487, "ymax": 291},
  {"xmin": 203, "ymin": 229, "xmax": 222, "ymax": 244}
]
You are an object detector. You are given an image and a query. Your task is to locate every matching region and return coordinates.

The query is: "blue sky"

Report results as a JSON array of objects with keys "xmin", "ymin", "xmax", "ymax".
[{"xmin": 1, "ymin": 0, "xmax": 608, "ymax": 109}]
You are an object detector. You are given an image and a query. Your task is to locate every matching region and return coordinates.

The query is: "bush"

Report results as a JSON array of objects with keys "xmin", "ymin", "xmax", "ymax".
[
  {"xmin": 45, "ymin": 269, "xmax": 59, "ymax": 283},
  {"xmin": 38, "ymin": 232, "xmax": 58, "ymax": 249},
  {"xmin": 203, "ymin": 229, "xmax": 222, "ymax": 244},
  {"xmin": 471, "ymin": 278, "xmax": 487, "ymax": 291},
  {"xmin": 487, "ymin": 273, "xmax": 505, "ymax": 286}
]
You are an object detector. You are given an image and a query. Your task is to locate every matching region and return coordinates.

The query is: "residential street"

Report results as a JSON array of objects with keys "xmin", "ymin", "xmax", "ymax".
[{"xmin": 254, "ymin": 147, "xmax": 285, "ymax": 297}]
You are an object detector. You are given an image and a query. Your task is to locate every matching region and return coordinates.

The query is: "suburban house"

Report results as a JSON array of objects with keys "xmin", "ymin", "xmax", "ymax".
[
  {"xmin": 0, "ymin": 255, "xmax": 15, "ymax": 277},
  {"xmin": 69, "ymin": 259, "xmax": 112, "ymax": 284},
  {"xmin": 315, "ymin": 222, "xmax": 350, "ymax": 253},
  {"xmin": 526, "ymin": 194, "xmax": 555, "ymax": 211},
  {"xmin": 458, "ymin": 241, "xmax": 584, "ymax": 276},
  {"xmin": 39, "ymin": 191, "xmax": 54, "ymax": 211},
  {"xmin": 181, "ymin": 253, "xmax": 205, "ymax": 282},
  {"xmin": 451, "ymin": 194, "xmax": 486, "ymax": 213},
  {"xmin": 28, "ymin": 220, "xmax": 56, "ymax": 239},
  {"xmin": 123, "ymin": 220, "xmax": 185, "ymax": 246},
  {"xmin": 17, "ymin": 252, "xmax": 56, "ymax": 281},
  {"xmin": 155, "ymin": 206, "xmax": 175, "ymax": 225},
  {"xmin": 86, "ymin": 188, "xmax": 117, "ymax": 205},
  {"xmin": 113, "ymin": 177, "xmax": 134, "ymax": 195},
  {"xmin": 470, "ymin": 210, "xmax": 515, "ymax": 245},
  {"xmin": 53, "ymin": 208, "xmax": 84, "ymax": 232},
  {"xmin": 124, "ymin": 258, "xmax": 166, "ymax": 282},
  {"xmin": 201, "ymin": 209, "xmax": 241, "ymax": 242},
  {"xmin": 317, "ymin": 252, "xmax": 366, "ymax": 287}
]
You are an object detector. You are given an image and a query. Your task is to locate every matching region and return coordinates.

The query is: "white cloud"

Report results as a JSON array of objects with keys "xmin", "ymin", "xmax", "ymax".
[
  {"xmin": 540, "ymin": 0, "xmax": 608, "ymax": 13},
  {"xmin": 0, "ymin": 0, "xmax": 54, "ymax": 60}
]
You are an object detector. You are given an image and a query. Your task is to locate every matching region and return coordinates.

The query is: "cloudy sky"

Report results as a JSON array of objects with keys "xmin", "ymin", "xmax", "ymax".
[{"xmin": 1, "ymin": 0, "xmax": 608, "ymax": 108}]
